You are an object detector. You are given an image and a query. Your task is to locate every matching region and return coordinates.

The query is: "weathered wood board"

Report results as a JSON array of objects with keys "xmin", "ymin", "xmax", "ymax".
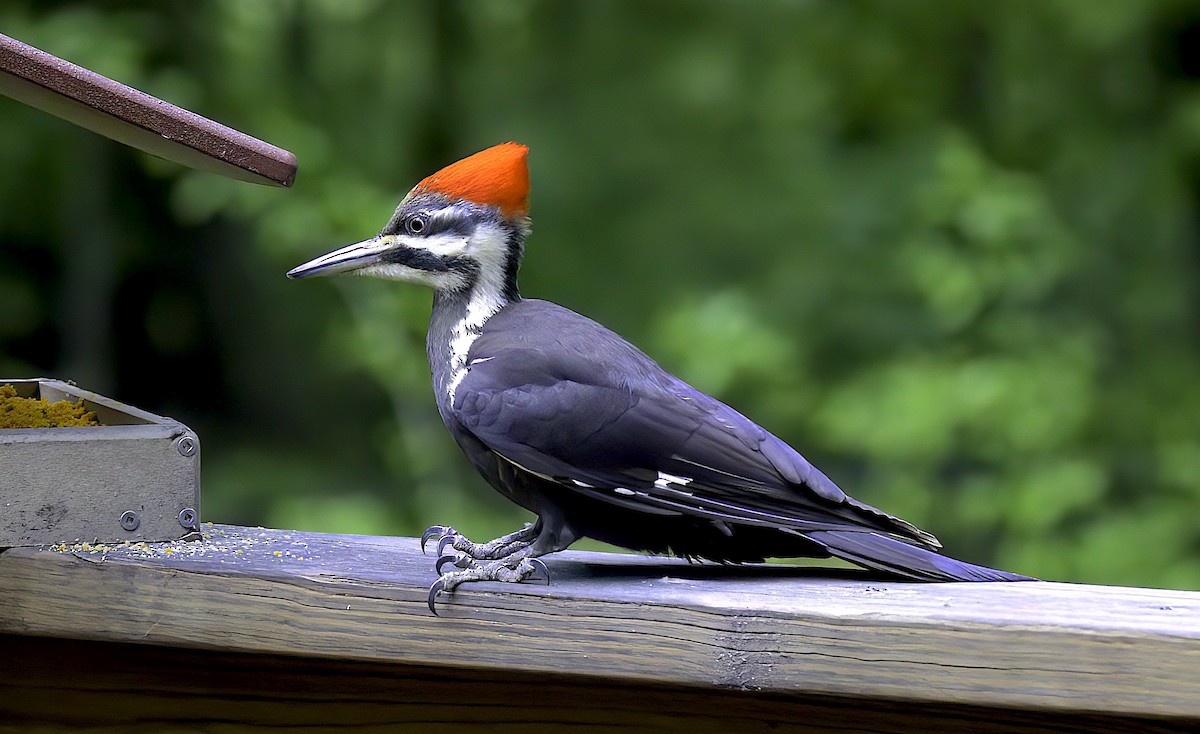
[
  {"xmin": 0, "ymin": 378, "xmax": 200, "ymax": 546},
  {"xmin": 0, "ymin": 523, "xmax": 1196, "ymax": 728},
  {"xmin": 0, "ymin": 633, "xmax": 1188, "ymax": 733}
]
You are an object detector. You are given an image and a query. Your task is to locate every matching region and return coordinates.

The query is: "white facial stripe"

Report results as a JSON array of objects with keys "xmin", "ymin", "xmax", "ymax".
[
  {"xmin": 416, "ymin": 232, "xmax": 470, "ymax": 257},
  {"xmin": 338, "ymin": 231, "xmax": 469, "ymax": 289},
  {"xmin": 464, "ymin": 221, "xmax": 510, "ymax": 278}
]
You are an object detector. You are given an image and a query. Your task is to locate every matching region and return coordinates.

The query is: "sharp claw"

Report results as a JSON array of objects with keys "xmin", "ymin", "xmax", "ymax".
[
  {"xmin": 436, "ymin": 553, "xmax": 464, "ymax": 575},
  {"xmin": 427, "ymin": 579, "xmax": 445, "ymax": 616},
  {"xmin": 528, "ymin": 557, "xmax": 551, "ymax": 584},
  {"xmin": 420, "ymin": 526, "xmax": 448, "ymax": 554},
  {"xmin": 437, "ymin": 534, "xmax": 458, "ymax": 557}
]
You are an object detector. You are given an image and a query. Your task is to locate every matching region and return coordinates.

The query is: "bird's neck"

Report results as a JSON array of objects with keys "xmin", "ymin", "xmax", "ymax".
[
  {"xmin": 427, "ymin": 277, "xmax": 516, "ymax": 403},
  {"xmin": 427, "ymin": 223, "xmax": 526, "ymax": 403}
]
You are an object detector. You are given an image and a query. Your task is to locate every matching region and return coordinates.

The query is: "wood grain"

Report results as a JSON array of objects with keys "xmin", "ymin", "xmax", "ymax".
[
  {"xmin": 0, "ymin": 524, "xmax": 1196, "ymax": 723},
  {"xmin": 0, "ymin": 634, "xmax": 1188, "ymax": 733}
]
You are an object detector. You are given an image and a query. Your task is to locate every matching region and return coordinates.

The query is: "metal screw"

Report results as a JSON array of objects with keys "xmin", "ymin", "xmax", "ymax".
[
  {"xmin": 176, "ymin": 436, "xmax": 197, "ymax": 457},
  {"xmin": 120, "ymin": 510, "xmax": 141, "ymax": 531},
  {"xmin": 178, "ymin": 508, "xmax": 198, "ymax": 528}
]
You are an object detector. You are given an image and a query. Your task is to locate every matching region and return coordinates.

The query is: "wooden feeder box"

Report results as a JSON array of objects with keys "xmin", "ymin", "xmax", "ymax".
[{"xmin": 0, "ymin": 378, "xmax": 200, "ymax": 547}]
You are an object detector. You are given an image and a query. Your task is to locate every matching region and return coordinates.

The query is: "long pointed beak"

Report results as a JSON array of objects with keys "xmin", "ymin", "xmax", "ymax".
[{"xmin": 287, "ymin": 236, "xmax": 396, "ymax": 279}]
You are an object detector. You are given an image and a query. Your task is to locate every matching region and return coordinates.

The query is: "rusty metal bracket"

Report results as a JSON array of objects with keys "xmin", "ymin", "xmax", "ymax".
[{"xmin": 0, "ymin": 32, "xmax": 296, "ymax": 187}]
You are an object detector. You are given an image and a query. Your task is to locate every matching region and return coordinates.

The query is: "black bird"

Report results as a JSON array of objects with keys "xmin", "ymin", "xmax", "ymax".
[{"xmin": 288, "ymin": 143, "xmax": 1033, "ymax": 613}]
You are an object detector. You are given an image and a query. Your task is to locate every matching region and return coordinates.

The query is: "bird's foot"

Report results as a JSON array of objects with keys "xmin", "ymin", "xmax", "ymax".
[
  {"xmin": 420, "ymin": 522, "xmax": 539, "ymax": 561},
  {"xmin": 427, "ymin": 556, "xmax": 550, "ymax": 615},
  {"xmin": 421, "ymin": 522, "xmax": 556, "ymax": 614}
]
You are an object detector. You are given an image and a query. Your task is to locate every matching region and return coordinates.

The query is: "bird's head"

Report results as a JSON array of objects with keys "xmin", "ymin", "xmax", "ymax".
[{"xmin": 287, "ymin": 142, "xmax": 530, "ymax": 303}]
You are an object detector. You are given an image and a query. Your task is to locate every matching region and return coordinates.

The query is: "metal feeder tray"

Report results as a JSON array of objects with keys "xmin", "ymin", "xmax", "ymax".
[{"xmin": 0, "ymin": 378, "xmax": 200, "ymax": 547}]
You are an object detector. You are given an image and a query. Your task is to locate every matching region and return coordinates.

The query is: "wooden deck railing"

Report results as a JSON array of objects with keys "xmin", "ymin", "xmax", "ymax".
[{"xmin": 1, "ymin": 524, "xmax": 1196, "ymax": 732}]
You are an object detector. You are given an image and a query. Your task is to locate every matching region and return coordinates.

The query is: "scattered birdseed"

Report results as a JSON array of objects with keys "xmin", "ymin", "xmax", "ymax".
[{"xmin": 41, "ymin": 526, "xmax": 316, "ymax": 564}]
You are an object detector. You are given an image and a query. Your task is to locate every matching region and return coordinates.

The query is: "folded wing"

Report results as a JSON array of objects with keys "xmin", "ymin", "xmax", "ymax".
[{"xmin": 452, "ymin": 342, "xmax": 938, "ymax": 549}]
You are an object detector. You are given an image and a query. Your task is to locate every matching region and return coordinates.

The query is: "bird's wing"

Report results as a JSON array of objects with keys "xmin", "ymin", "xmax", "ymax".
[{"xmin": 451, "ymin": 343, "xmax": 936, "ymax": 546}]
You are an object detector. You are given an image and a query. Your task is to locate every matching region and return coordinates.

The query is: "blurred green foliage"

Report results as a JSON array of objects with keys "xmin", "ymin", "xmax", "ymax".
[{"xmin": 2, "ymin": 1, "xmax": 1199, "ymax": 588}]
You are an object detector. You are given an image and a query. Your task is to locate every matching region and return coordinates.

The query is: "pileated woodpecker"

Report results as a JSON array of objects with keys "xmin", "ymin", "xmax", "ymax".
[{"xmin": 288, "ymin": 143, "xmax": 1032, "ymax": 613}]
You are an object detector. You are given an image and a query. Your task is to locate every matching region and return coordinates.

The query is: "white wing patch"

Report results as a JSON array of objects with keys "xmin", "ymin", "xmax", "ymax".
[{"xmin": 654, "ymin": 472, "xmax": 693, "ymax": 490}]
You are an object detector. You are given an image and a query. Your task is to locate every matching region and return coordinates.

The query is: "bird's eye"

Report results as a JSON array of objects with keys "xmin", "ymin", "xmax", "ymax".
[{"xmin": 406, "ymin": 215, "xmax": 428, "ymax": 235}]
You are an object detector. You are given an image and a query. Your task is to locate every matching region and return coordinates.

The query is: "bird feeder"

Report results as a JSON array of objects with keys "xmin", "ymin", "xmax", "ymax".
[
  {"xmin": 0, "ymin": 33, "xmax": 296, "ymax": 546},
  {"xmin": 0, "ymin": 378, "xmax": 200, "ymax": 546}
]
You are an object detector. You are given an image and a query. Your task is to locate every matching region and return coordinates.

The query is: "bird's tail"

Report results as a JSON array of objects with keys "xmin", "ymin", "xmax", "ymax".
[{"xmin": 805, "ymin": 530, "xmax": 1036, "ymax": 582}]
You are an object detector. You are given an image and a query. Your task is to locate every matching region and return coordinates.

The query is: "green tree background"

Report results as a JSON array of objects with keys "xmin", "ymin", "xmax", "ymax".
[{"xmin": 2, "ymin": 1, "xmax": 1199, "ymax": 588}]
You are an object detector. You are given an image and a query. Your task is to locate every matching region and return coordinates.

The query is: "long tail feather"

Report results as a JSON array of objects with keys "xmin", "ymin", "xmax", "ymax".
[{"xmin": 806, "ymin": 530, "xmax": 1036, "ymax": 582}]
